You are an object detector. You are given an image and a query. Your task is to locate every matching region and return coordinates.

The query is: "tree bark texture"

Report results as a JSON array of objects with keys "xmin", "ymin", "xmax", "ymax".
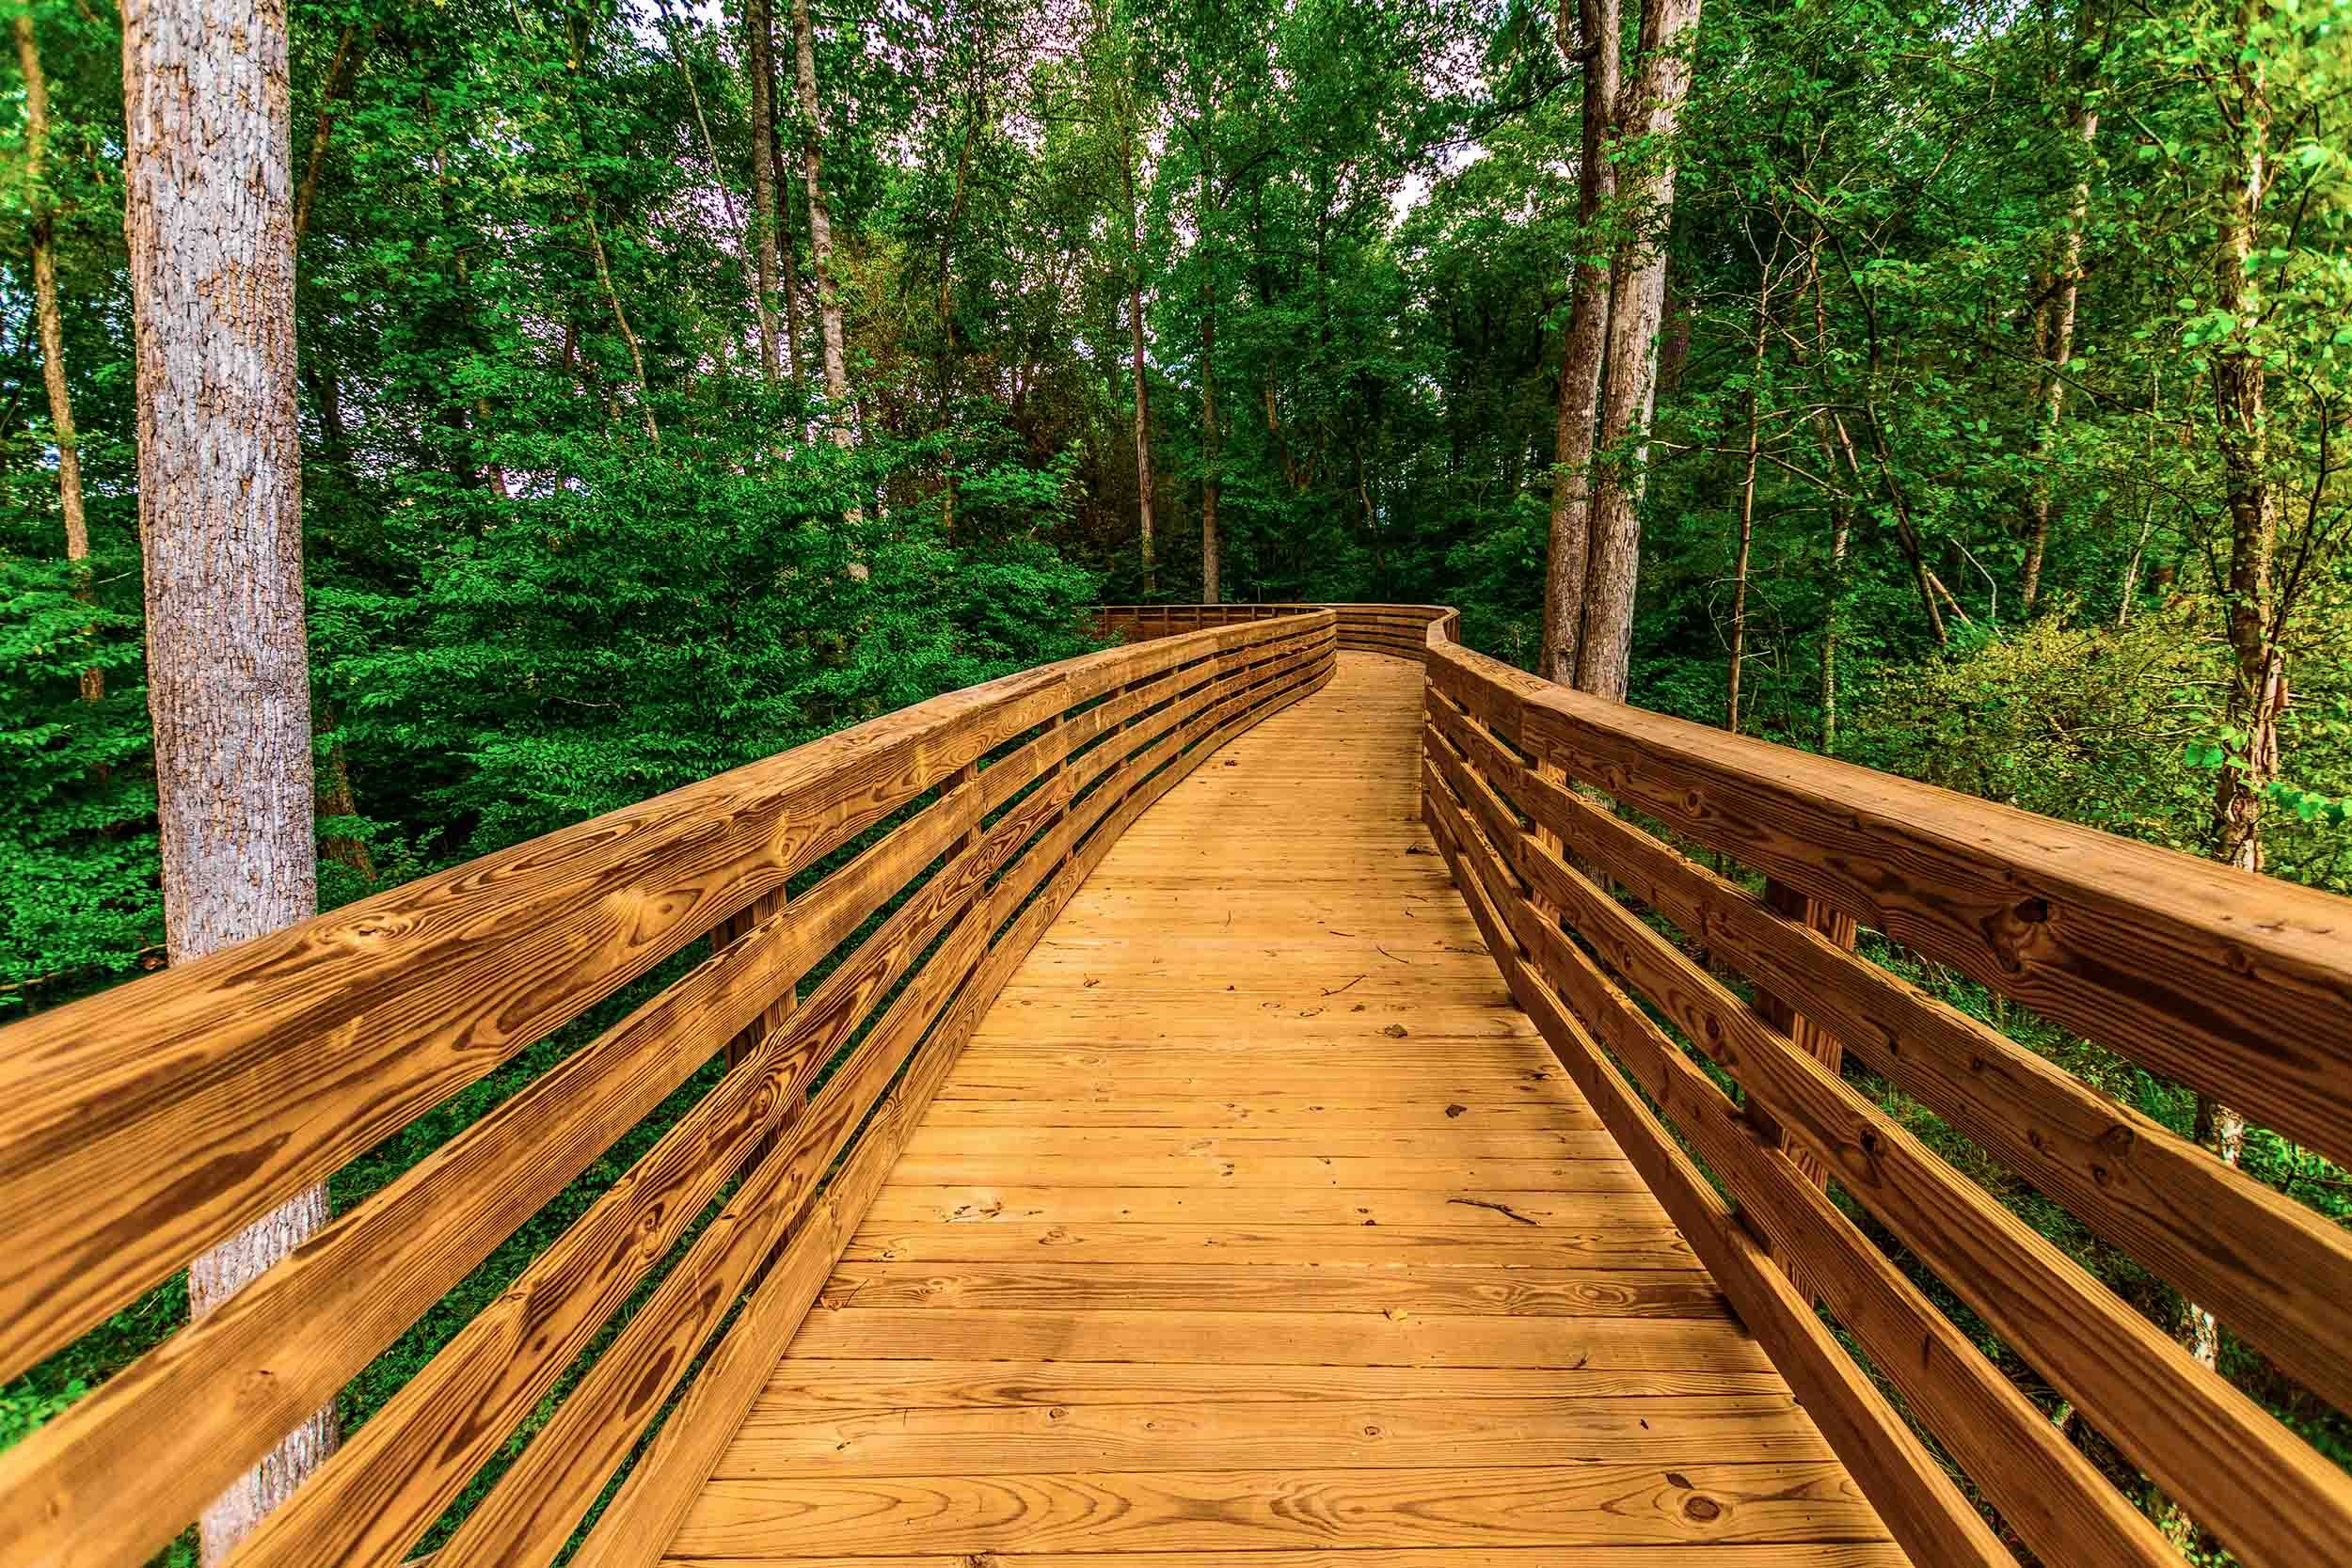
[
  {"xmin": 747, "ymin": 0, "xmax": 783, "ymax": 383},
  {"xmin": 792, "ymin": 0, "xmax": 852, "ymax": 441},
  {"xmin": 1198, "ymin": 152, "xmax": 1221, "ymax": 606},
  {"xmin": 2206, "ymin": 5, "xmax": 2279, "ymax": 877},
  {"xmin": 121, "ymin": 0, "xmax": 334, "ymax": 1555},
  {"xmin": 1538, "ymin": 0, "xmax": 1620, "ymax": 688},
  {"xmin": 1576, "ymin": 0, "xmax": 1703, "ymax": 701}
]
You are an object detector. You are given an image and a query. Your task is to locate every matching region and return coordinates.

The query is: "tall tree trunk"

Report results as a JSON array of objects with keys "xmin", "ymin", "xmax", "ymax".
[
  {"xmin": 1539, "ymin": 0, "xmax": 1620, "ymax": 687},
  {"xmin": 1809, "ymin": 405, "xmax": 1858, "ymax": 752},
  {"xmin": 1576, "ymin": 0, "xmax": 1703, "ymax": 700},
  {"xmin": 293, "ymin": 23, "xmax": 362, "ymax": 244},
  {"xmin": 1120, "ymin": 118, "xmax": 1156, "ymax": 594},
  {"xmin": 2116, "ymin": 371, "xmax": 2160, "ymax": 626},
  {"xmin": 579, "ymin": 195, "xmax": 658, "ymax": 445},
  {"xmin": 2021, "ymin": 95, "xmax": 2099, "ymax": 610},
  {"xmin": 2205, "ymin": 32, "xmax": 2279, "ymax": 879},
  {"xmin": 15, "ymin": 10, "xmax": 98, "ymax": 704},
  {"xmin": 768, "ymin": 104, "xmax": 806, "ymax": 384},
  {"xmin": 2165, "ymin": 11, "xmax": 2274, "ymax": 1544},
  {"xmin": 123, "ymin": 0, "xmax": 334, "ymax": 1557},
  {"xmin": 1726, "ymin": 277, "xmax": 1771, "ymax": 735},
  {"xmin": 791, "ymin": 0, "xmax": 851, "ymax": 441},
  {"xmin": 746, "ymin": 0, "xmax": 782, "ymax": 383},
  {"xmin": 933, "ymin": 88, "xmax": 983, "ymax": 530},
  {"xmin": 1198, "ymin": 152, "xmax": 1221, "ymax": 606}
]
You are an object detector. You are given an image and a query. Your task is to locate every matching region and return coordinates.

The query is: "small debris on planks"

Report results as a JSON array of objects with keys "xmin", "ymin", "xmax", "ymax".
[
  {"xmin": 1381, "ymin": 1023, "xmax": 1409, "ymax": 1037},
  {"xmin": 1445, "ymin": 1102, "xmax": 1468, "ymax": 1117}
]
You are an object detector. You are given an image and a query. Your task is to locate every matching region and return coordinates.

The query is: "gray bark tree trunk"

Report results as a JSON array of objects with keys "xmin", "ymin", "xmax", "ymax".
[
  {"xmin": 122, "ymin": 0, "xmax": 334, "ymax": 1556},
  {"xmin": 791, "ymin": 0, "xmax": 851, "ymax": 442},
  {"xmin": 1576, "ymin": 0, "xmax": 1703, "ymax": 702},
  {"xmin": 1539, "ymin": 0, "xmax": 1620, "ymax": 687}
]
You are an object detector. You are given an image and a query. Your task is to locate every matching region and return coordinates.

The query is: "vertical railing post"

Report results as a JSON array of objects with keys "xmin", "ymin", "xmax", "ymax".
[
  {"xmin": 950, "ymin": 758, "xmax": 982, "ymax": 857},
  {"xmin": 1048, "ymin": 713, "xmax": 1070, "ymax": 879},
  {"xmin": 1530, "ymin": 760, "xmax": 1568, "ymax": 919},
  {"xmin": 716, "ymin": 888, "xmax": 795, "ymax": 1070},
  {"xmin": 1744, "ymin": 877, "xmax": 1860, "ymax": 1297},
  {"xmin": 714, "ymin": 885, "xmax": 797, "ymax": 1174}
]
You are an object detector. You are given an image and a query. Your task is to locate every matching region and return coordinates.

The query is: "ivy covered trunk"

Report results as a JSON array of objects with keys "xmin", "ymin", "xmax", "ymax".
[{"xmin": 122, "ymin": 0, "xmax": 332, "ymax": 1554}]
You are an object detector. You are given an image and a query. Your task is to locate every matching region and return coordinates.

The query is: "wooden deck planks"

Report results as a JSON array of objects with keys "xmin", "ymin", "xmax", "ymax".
[{"xmin": 663, "ymin": 653, "xmax": 1899, "ymax": 1564}]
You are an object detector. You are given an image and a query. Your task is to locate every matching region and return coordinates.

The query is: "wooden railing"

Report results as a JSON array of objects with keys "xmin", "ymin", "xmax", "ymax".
[
  {"xmin": 1094, "ymin": 600, "xmax": 1456, "ymax": 661},
  {"xmin": 7, "ymin": 600, "xmax": 2351, "ymax": 1568},
  {"xmin": 1409, "ymin": 614, "xmax": 2352, "ymax": 1568},
  {"xmin": 0, "ymin": 610, "xmax": 1339, "ymax": 1568}
]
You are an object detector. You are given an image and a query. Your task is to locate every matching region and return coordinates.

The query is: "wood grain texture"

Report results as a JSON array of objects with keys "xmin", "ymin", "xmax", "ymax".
[
  {"xmin": 1429, "ymin": 639, "xmax": 2352, "ymax": 1174},
  {"xmin": 669, "ymin": 1552, "xmax": 1910, "ymax": 1568},
  {"xmin": 1429, "ymin": 688, "xmax": 2352, "ymax": 1421},
  {"xmin": 817, "ymin": 1264, "xmax": 1724, "ymax": 1316},
  {"xmin": 41, "ymin": 747, "xmax": 1076, "ymax": 1568},
  {"xmin": 856, "ymin": 1184, "xmax": 1677, "ymax": 1226},
  {"xmin": 842, "ymin": 1225, "xmax": 1700, "ymax": 1268},
  {"xmin": 746, "ymin": 1359, "xmax": 1796, "ymax": 1407},
  {"xmin": 669, "ymin": 1464, "xmax": 1884, "ymax": 1556},
  {"xmin": 452, "ymin": 624, "xmax": 1335, "ymax": 1568},
  {"xmin": 661, "ymin": 654, "xmax": 1888, "ymax": 1568},
  {"xmin": 717, "ymin": 1395, "xmax": 1823, "ymax": 1475},
  {"xmin": 1426, "ymin": 748, "xmax": 2161, "ymax": 1568},
  {"xmin": 1427, "ymin": 705, "xmax": 2348, "ymax": 1568}
]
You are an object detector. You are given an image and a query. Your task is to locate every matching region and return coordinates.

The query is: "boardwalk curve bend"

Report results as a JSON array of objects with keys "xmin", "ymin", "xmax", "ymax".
[{"xmin": 3, "ymin": 604, "xmax": 2351, "ymax": 1568}]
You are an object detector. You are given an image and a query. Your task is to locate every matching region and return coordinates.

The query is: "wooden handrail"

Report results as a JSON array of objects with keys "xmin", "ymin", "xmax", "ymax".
[
  {"xmin": 1418, "ymin": 626, "xmax": 2352, "ymax": 1568},
  {"xmin": 1093, "ymin": 601, "xmax": 1458, "ymax": 659},
  {"xmin": 0, "ymin": 611, "xmax": 1340, "ymax": 1568}
]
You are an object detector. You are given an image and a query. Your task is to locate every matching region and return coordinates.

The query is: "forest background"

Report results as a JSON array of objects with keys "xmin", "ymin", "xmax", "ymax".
[{"xmin": 4, "ymin": 0, "xmax": 2350, "ymax": 1560}]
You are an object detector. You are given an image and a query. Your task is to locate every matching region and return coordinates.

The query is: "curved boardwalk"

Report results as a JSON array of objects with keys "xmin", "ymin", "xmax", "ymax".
[{"xmin": 665, "ymin": 653, "xmax": 1901, "ymax": 1566}]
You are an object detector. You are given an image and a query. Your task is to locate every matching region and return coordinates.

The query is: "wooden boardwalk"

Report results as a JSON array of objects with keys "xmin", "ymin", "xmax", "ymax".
[{"xmin": 663, "ymin": 653, "xmax": 1900, "ymax": 1564}]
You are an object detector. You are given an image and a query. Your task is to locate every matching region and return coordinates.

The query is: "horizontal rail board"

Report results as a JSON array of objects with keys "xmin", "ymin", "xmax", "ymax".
[
  {"xmin": 1419, "ymin": 626, "xmax": 2352, "ymax": 1568},
  {"xmin": 1428, "ymin": 645, "xmax": 2352, "ymax": 1174}
]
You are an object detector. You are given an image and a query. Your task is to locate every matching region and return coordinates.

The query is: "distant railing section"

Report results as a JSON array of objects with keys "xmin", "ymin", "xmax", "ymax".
[
  {"xmin": 1418, "ymin": 629, "xmax": 2352, "ymax": 1568},
  {"xmin": 1093, "ymin": 601, "xmax": 1457, "ymax": 661},
  {"xmin": 0, "ymin": 610, "xmax": 1340, "ymax": 1568}
]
